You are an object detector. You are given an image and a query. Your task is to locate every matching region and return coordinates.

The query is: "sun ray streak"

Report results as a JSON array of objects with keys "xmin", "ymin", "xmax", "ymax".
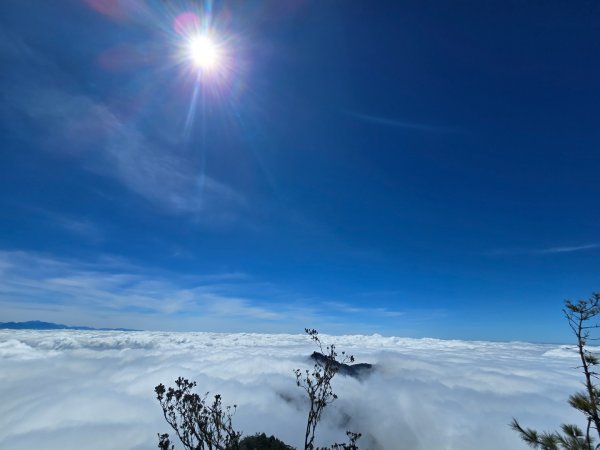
[{"xmin": 184, "ymin": 77, "xmax": 201, "ymax": 139}]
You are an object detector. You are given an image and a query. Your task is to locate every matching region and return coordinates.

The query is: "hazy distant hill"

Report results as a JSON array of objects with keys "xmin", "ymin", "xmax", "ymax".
[{"xmin": 0, "ymin": 320, "xmax": 138, "ymax": 331}]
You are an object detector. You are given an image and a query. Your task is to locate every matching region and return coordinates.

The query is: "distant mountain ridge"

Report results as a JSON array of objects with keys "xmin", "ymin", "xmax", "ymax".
[{"xmin": 0, "ymin": 320, "xmax": 138, "ymax": 331}]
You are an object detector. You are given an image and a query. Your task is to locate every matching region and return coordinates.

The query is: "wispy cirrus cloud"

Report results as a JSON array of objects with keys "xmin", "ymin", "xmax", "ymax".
[
  {"xmin": 536, "ymin": 243, "xmax": 600, "ymax": 254},
  {"xmin": 0, "ymin": 250, "xmax": 283, "ymax": 329},
  {"xmin": 0, "ymin": 250, "xmax": 411, "ymax": 333},
  {"xmin": 23, "ymin": 208, "xmax": 104, "ymax": 242},
  {"xmin": 346, "ymin": 111, "xmax": 458, "ymax": 133},
  {"xmin": 324, "ymin": 301, "xmax": 405, "ymax": 318},
  {"xmin": 0, "ymin": 31, "xmax": 245, "ymax": 222},
  {"xmin": 490, "ymin": 243, "xmax": 600, "ymax": 256}
]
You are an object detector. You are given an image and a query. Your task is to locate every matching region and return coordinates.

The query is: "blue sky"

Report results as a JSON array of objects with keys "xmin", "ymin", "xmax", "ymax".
[{"xmin": 1, "ymin": 0, "xmax": 599, "ymax": 342}]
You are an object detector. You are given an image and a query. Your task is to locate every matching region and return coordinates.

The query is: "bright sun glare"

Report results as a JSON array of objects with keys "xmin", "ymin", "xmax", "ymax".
[{"xmin": 188, "ymin": 34, "xmax": 220, "ymax": 70}]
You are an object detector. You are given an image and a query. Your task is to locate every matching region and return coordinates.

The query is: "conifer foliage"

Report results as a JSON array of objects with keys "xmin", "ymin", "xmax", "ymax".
[{"xmin": 512, "ymin": 293, "xmax": 600, "ymax": 450}]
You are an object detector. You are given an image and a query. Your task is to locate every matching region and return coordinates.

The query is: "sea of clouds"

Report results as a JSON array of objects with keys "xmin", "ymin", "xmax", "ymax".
[{"xmin": 0, "ymin": 330, "xmax": 586, "ymax": 450}]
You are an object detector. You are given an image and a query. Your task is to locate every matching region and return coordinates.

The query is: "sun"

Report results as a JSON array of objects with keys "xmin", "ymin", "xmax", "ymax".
[{"xmin": 187, "ymin": 34, "xmax": 220, "ymax": 70}]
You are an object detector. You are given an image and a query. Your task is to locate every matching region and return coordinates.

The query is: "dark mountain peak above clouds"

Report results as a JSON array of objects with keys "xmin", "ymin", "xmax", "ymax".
[{"xmin": 310, "ymin": 351, "xmax": 374, "ymax": 378}]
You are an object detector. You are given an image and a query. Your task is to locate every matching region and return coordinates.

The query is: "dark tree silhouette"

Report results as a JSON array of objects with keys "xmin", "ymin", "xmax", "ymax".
[
  {"xmin": 156, "ymin": 329, "xmax": 361, "ymax": 450},
  {"xmin": 155, "ymin": 377, "xmax": 241, "ymax": 450},
  {"xmin": 512, "ymin": 293, "xmax": 600, "ymax": 450},
  {"xmin": 239, "ymin": 433, "xmax": 295, "ymax": 450},
  {"xmin": 326, "ymin": 431, "xmax": 362, "ymax": 450},
  {"xmin": 295, "ymin": 329, "xmax": 361, "ymax": 450}
]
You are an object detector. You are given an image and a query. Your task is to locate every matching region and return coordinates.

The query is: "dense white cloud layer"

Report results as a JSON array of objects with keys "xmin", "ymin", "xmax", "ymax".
[{"xmin": 0, "ymin": 331, "xmax": 586, "ymax": 450}]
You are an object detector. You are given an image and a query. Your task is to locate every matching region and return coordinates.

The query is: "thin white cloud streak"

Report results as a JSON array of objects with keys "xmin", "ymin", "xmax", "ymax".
[
  {"xmin": 54, "ymin": 217, "xmax": 103, "ymax": 241},
  {"xmin": 537, "ymin": 244, "xmax": 600, "ymax": 254},
  {"xmin": 490, "ymin": 243, "xmax": 600, "ymax": 256},
  {"xmin": 324, "ymin": 301, "xmax": 405, "ymax": 318},
  {"xmin": 346, "ymin": 111, "xmax": 458, "ymax": 133},
  {"xmin": 0, "ymin": 330, "xmax": 586, "ymax": 450},
  {"xmin": 26, "ymin": 208, "xmax": 104, "ymax": 242},
  {"xmin": 0, "ymin": 32, "xmax": 245, "ymax": 220}
]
